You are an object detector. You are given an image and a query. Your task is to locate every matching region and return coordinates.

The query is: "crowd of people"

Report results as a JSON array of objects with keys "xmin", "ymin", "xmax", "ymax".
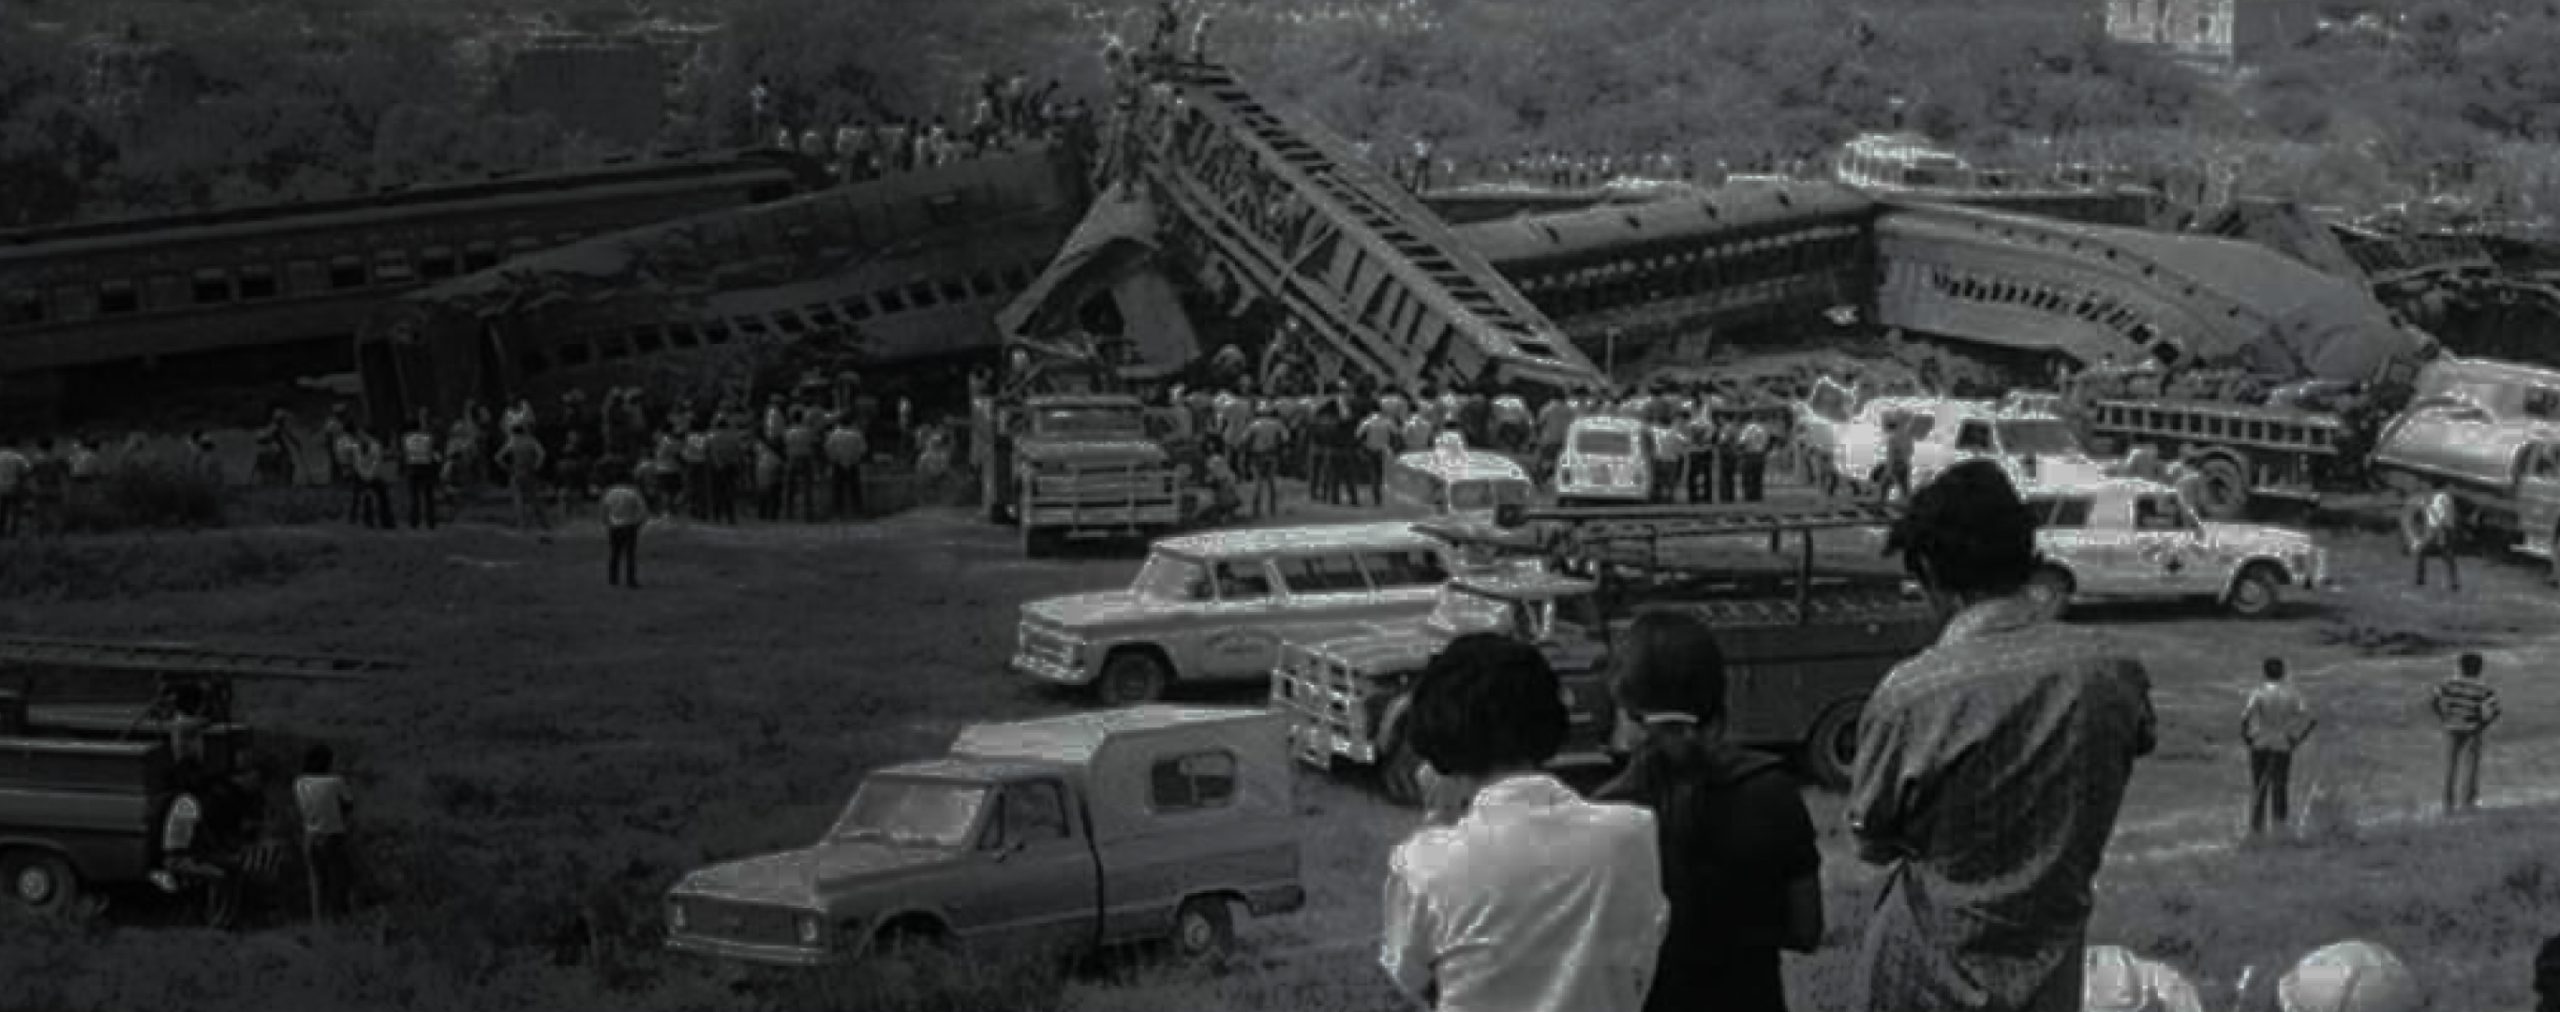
[
  {"xmin": 752, "ymin": 69, "xmax": 1099, "ymax": 183},
  {"xmin": 1372, "ymin": 457, "xmax": 2546, "ymax": 1012}
]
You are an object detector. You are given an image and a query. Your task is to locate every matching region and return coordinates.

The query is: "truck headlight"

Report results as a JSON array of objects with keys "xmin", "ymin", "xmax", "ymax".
[
  {"xmin": 797, "ymin": 912, "xmax": 823, "ymax": 945},
  {"xmin": 667, "ymin": 899, "xmax": 688, "ymax": 932}
]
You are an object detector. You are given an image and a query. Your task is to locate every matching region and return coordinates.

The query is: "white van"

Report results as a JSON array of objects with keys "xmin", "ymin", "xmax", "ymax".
[
  {"xmin": 1387, "ymin": 435, "xmax": 1536, "ymax": 520},
  {"xmin": 1554, "ymin": 415, "xmax": 1651, "ymax": 505}
]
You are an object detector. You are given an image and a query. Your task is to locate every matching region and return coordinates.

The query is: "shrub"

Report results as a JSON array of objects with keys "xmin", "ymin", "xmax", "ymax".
[{"xmin": 74, "ymin": 464, "xmax": 227, "ymax": 531}]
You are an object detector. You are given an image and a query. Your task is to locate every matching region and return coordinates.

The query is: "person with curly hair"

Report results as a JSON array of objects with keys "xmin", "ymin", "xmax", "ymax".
[{"xmin": 1378, "ymin": 633, "xmax": 1668, "ymax": 1012}]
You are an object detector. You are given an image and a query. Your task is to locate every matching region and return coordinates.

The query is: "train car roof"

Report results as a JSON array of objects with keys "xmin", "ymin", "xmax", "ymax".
[
  {"xmin": 1456, "ymin": 180, "xmax": 1874, "ymax": 270},
  {"xmin": 0, "ymin": 150, "xmax": 818, "ymax": 255}
]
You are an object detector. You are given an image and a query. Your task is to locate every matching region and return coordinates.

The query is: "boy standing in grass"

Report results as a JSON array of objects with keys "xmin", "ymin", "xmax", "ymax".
[
  {"xmin": 601, "ymin": 478, "xmax": 648, "ymax": 589},
  {"xmin": 2432, "ymin": 652, "xmax": 2500, "ymax": 813},
  {"xmin": 2240, "ymin": 658, "xmax": 2316, "ymax": 836}
]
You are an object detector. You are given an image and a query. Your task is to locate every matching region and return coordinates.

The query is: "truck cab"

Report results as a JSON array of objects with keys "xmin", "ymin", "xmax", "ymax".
[
  {"xmin": 2022, "ymin": 477, "xmax": 2327, "ymax": 619},
  {"xmin": 1554, "ymin": 415, "xmax": 1652, "ymax": 505},
  {"xmin": 665, "ymin": 707, "xmax": 1303, "ymax": 968},
  {"xmin": 980, "ymin": 393, "xmax": 1182, "ymax": 556},
  {"xmin": 1835, "ymin": 399, "xmax": 2106, "ymax": 496}
]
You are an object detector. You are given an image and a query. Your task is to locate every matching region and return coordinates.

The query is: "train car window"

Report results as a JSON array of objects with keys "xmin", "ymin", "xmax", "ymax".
[
  {"xmin": 702, "ymin": 321, "xmax": 733, "ymax": 345},
  {"xmin": 804, "ymin": 305, "xmax": 841, "ymax": 328},
  {"xmin": 631, "ymin": 326, "xmax": 666, "ymax": 353},
  {"xmin": 287, "ymin": 260, "xmax": 323, "ymax": 294},
  {"xmin": 969, "ymin": 271, "xmax": 998, "ymax": 297},
  {"xmin": 373, "ymin": 251, "xmax": 414, "ymax": 285},
  {"xmin": 1002, "ymin": 265, "xmax": 1032, "ymax": 291},
  {"xmin": 463, "ymin": 242, "xmax": 500, "ymax": 272},
  {"xmin": 519, "ymin": 350, "xmax": 550, "ymax": 377},
  {"xmin": 596, "ymin": 331, "xmax": 633, "ymax": 361},
  {"xmin": 939, "ymin": 278, "xmax": 968, "ymax": 303},
  {"xmin": 51, "ymin": 285, "xmax": 95, "ymax": 322},
  {"xmin": 774, "ymin": 312, "xmax": 808, "ymax": 335},
  {"xmin": 841, "ymin": 297, "xmax": 874, "ymax": 321},
  {"xmin": 667, "ymin": 324, "xmax": 701, "ymax": 348},
  {"xmin": 147, "ymin": 274, "xmax": 185, "ymax": 310},
  {"xmin": 734, "ymin": 316, "xmax": 770, "ymax": 338},
  {"xmin": 906, "ymin": 282, "xmax": 939, "ymax": 309},
  {"xmin": 238, "ymin": 266, "xmax": 278, "ymax": 301},
  {"xmin": 99, "ymin": 280, "xmax": 139, "ymax": 315},
  {"xmin": 876, "ymin": 288, "xmax": 907, "ymax": 314},
  {"xmin": 554, "ymin": 339, "xmax": 593, "ymax": 367},
  {"xmin": 192, "ymin": 269, "xmax": 233, "ymax": 305},
  {"xmin": 329, "ymin": 256, "xmax": 366, "ymax": 290},
  {"xmin": 1, "ymin": 290, "xmax": 44, "ymax": 327},
  {"xmin": 420, "ymin": 246, "xmax": 459, "ymax": 281}
]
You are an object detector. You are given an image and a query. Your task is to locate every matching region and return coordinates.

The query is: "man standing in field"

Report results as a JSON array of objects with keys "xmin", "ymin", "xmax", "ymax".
[
  {"xmin": 293, "ymin": 744, "xmax": 356, "ymax": 923},
  {"xmin": 401, "ymin": 413, "xmax": 442, "ymax": 530},
  {"xmin": 1848, "ymin": 460, "xmax": 2157, "ymax": 1012},
  {"xmin": 825, "ymin": 415, "xmax": 868, "ymax": 520},
  {"xmin": 601, "ymin": 479, "xmax": 648, "ymax": 589},
  {"xmin": 2240, "ymin": 657, "xmax": 2316, "ymax": 836},
  {"xmin": 494, "ymin": 426, "xmax": 549, "ymax": 531},
  {"xmin": 0, "ymin": 438, "xmax": 27, "ymax": 538},
  {"xmin": 2432, "ymin": 652, "xmax": 2500, "ymax": 814},
  {"xmin": 2412, "ymin": 482, "xmax": 2460, "ymax": 591}
]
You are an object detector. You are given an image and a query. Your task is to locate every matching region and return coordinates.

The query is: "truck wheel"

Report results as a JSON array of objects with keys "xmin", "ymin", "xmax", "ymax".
[
  {"xmin": 1378, "ymin": 734, "xmax": 1425, "ymax": 806},
  {"xmin": 2190, "ymin": 458, "xmax": 2250, "ymax": 520},
  {"xmin": 1095, "ymin": 650, "xmax": 1169, "ymax": 707},
  {"xmin": 1172, "ymin": 896, "xmax": 1236, "ymax": 963},
  {"xmin": 1799, "ymin": 698, "xmax": 1866, "ymax": 792},
  {"xmin": 2, "ymin": 851, "xmax": 78, "ymax": 915},
  {"xmin": 874, "ymin": 918, "xmax": 952, "ymax": 959},
  {"xmin": 2026, "ymin": 566, "xmax": 2074, "ymax": 620},
  {"xmin": 2227, "ymin": 563, "xmax": 2282, "ymax": 619}
]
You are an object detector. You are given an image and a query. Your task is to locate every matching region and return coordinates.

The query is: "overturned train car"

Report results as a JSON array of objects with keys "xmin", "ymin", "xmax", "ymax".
[{"xmin": 355, "ymin": 144, "xmax": 1091, "ymax": 428}]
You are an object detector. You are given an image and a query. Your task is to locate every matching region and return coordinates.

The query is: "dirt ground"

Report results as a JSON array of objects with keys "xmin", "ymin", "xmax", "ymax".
[{"xmin": 3, "ymin": 469, "xmax": 2557, "ymax": 1011}]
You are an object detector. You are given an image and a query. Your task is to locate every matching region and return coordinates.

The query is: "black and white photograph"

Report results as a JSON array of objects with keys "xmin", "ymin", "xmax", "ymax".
[{"xmin": 2, "ymin": 0, "xmax": 2557, "ymax": 1009}]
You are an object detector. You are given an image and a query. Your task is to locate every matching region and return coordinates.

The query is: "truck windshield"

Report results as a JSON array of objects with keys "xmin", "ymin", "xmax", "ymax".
[
  {"xmin": 830, "ymin": 778, "xmax": 989, "ymax": 848},
  {"xmin": 1996, "ymin": 419, "xmax": 2083, "ymax": 456},
  {"xmin": 1573, "ymin": 430, "xmax": 1634, "ymax": 456},
  {"xmin": 1133, "ymin": 553, "xmax": 1212, "ymax": 601},
  {"xmin": 1034, "ymin": 408, "xmax": 1146, "ymax": 440},
  {"xmin": 1448, "ymin": 479, "xmax": 1531, "ymax": 511}
]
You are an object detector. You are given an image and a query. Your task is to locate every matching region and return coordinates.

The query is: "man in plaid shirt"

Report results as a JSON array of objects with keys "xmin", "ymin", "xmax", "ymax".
[{"xmin": 2432, "ymin": 652, "xmax": 2500, "ymax": 813}]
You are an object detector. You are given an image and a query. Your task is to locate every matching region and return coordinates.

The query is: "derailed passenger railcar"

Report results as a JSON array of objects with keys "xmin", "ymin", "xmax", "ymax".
[{"xmin": 356, "ymin": 144, "xmax": 1090, "ymax": 428}]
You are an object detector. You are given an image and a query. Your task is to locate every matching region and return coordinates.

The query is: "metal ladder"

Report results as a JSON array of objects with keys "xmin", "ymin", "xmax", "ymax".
[{"xmin": 0, "ymin": 635, "xmax": 405, "ymax": 681}]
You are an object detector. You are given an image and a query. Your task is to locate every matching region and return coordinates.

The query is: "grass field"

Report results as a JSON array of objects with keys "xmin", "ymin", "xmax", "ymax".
[{"xmin": 2, "ymin": 481, "xmax": 2557, "ymax": 1011}]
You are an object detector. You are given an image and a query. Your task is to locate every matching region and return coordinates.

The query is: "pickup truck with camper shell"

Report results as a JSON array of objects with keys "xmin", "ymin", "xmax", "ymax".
[
  {"xmin": 1554, "ymin": 414, "xmax": 1653, "ymax": 505},
  {"xmin": 663, "ymin": 706, "xmax": 1303, "ymax": 967},
  {"xmin": 1817, "ymin": 393, "xmax": 2108, "ymax": 499}
]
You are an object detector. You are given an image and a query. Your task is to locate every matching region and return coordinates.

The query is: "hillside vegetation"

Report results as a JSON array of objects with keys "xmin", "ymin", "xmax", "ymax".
[{"xmin": 6, "ymin": 0, "xmax": 2560, "ymax": 227}]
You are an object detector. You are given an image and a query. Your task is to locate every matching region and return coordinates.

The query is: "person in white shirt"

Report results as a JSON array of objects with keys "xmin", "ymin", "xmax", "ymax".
[
  {"xmin": 2411, "ymin": 483, "xmax": 2460, "ymax": 591},
  {"xmin": 1380, "ymin": 634, "xmax": 1669, "ymax": 1012},
  {"xmin": 1355, "ymin": 409, "xmax": 1395, "ymax": 505},
  {"xmin": 0, "ymin": 440, "xmax": 27, "ymax": 539},
  {"xmin": 400, "ymin": 413, "xmax": 441, "ymax": 530},
  {"xmin": 601, "ymin": 481, "xmax": 649, "ymax": 588},
  {"xmin": 2241, "ymin": 657, "xmax": 2317, "ymax": 836},
  {"xmin": 293, "ymin": 744, "xmax": 357, "ymax": 922}
]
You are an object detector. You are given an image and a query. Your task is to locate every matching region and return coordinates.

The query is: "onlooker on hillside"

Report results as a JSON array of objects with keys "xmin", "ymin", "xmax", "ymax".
[
  {"xmin": 1593, "ymin": 612, "xmax": 1822, "ymax": 1012},
  {"xmin": 320, "ymin": 407, "xmax": 352, "ymax": 487},
  {"xmin": 1848, "ymin": 460, "xmax": 2157, "ymax": 1012},
  {"xmin": 1379, "ymin": 633, "xmax": 1667, "ymax": 1012},
  {"xmin": 824, "ymin": 415, "xmax": 868, "ymax": 520},
  {"xmin": 2241, "ymin": 657, "xmax": 2317, "ymax": 836},
  {"xmin": 0, "ymin": 438, "xmax": 28, "ymax": 538},
  {"xmin": 2432, "ymin": 651, "xmax": 2500, "ymax": 814},
  {"xmin": 357, "ymin": 431, "xmax": 397, "ymax": 531},
  {"xmin": 600, "ymin": 478, "xmax": 648, "ymax": 589},
  {"xmin": 293, "ymin": 744, "xmax": 356, "ymax": 923}
]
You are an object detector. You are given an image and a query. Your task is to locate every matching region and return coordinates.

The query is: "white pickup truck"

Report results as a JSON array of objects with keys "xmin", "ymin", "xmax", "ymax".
[
  {"xmin": 2020, "ymin": 477, "xmax": 2328, "ymax": 618},
  {"xmin": 1822, "ymin": 396, "xmax": 2107, "ymax": 498}
]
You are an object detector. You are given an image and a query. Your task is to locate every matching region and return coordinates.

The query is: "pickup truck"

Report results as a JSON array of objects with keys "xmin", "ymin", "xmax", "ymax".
[
  {"xmin": 2021, "ymin": 477, "xmax": 2328, "ymax": 619},
  {"xmin": 977, "ymin": 393, "xmax": 1184, "ymax": 557},
  {"xmin": 0, "ymin": 695, "xmax": 254, "ymax": 915},
  {"xmin": 664, "ymin": 706, "xmax": 1304, "ymax": 967},
  {"xmin": 1826, "ymin": 395, "xmax": 2109, "ymax": 498}
]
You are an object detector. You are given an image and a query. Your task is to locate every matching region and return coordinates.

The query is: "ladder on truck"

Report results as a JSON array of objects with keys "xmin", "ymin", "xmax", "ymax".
[
  {"xmin": 0, "ymin": 634, "xmax": 406, "ymax": 682},
  {"xmin": 1423, "ymin": 502, "xmax": 1911, "ymax": 625}
]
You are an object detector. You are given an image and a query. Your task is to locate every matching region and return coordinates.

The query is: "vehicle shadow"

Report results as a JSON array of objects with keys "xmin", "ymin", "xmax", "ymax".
[{"xmin": 2060, "ymin": 595, "xmax": 2340, "ymax": 625}]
